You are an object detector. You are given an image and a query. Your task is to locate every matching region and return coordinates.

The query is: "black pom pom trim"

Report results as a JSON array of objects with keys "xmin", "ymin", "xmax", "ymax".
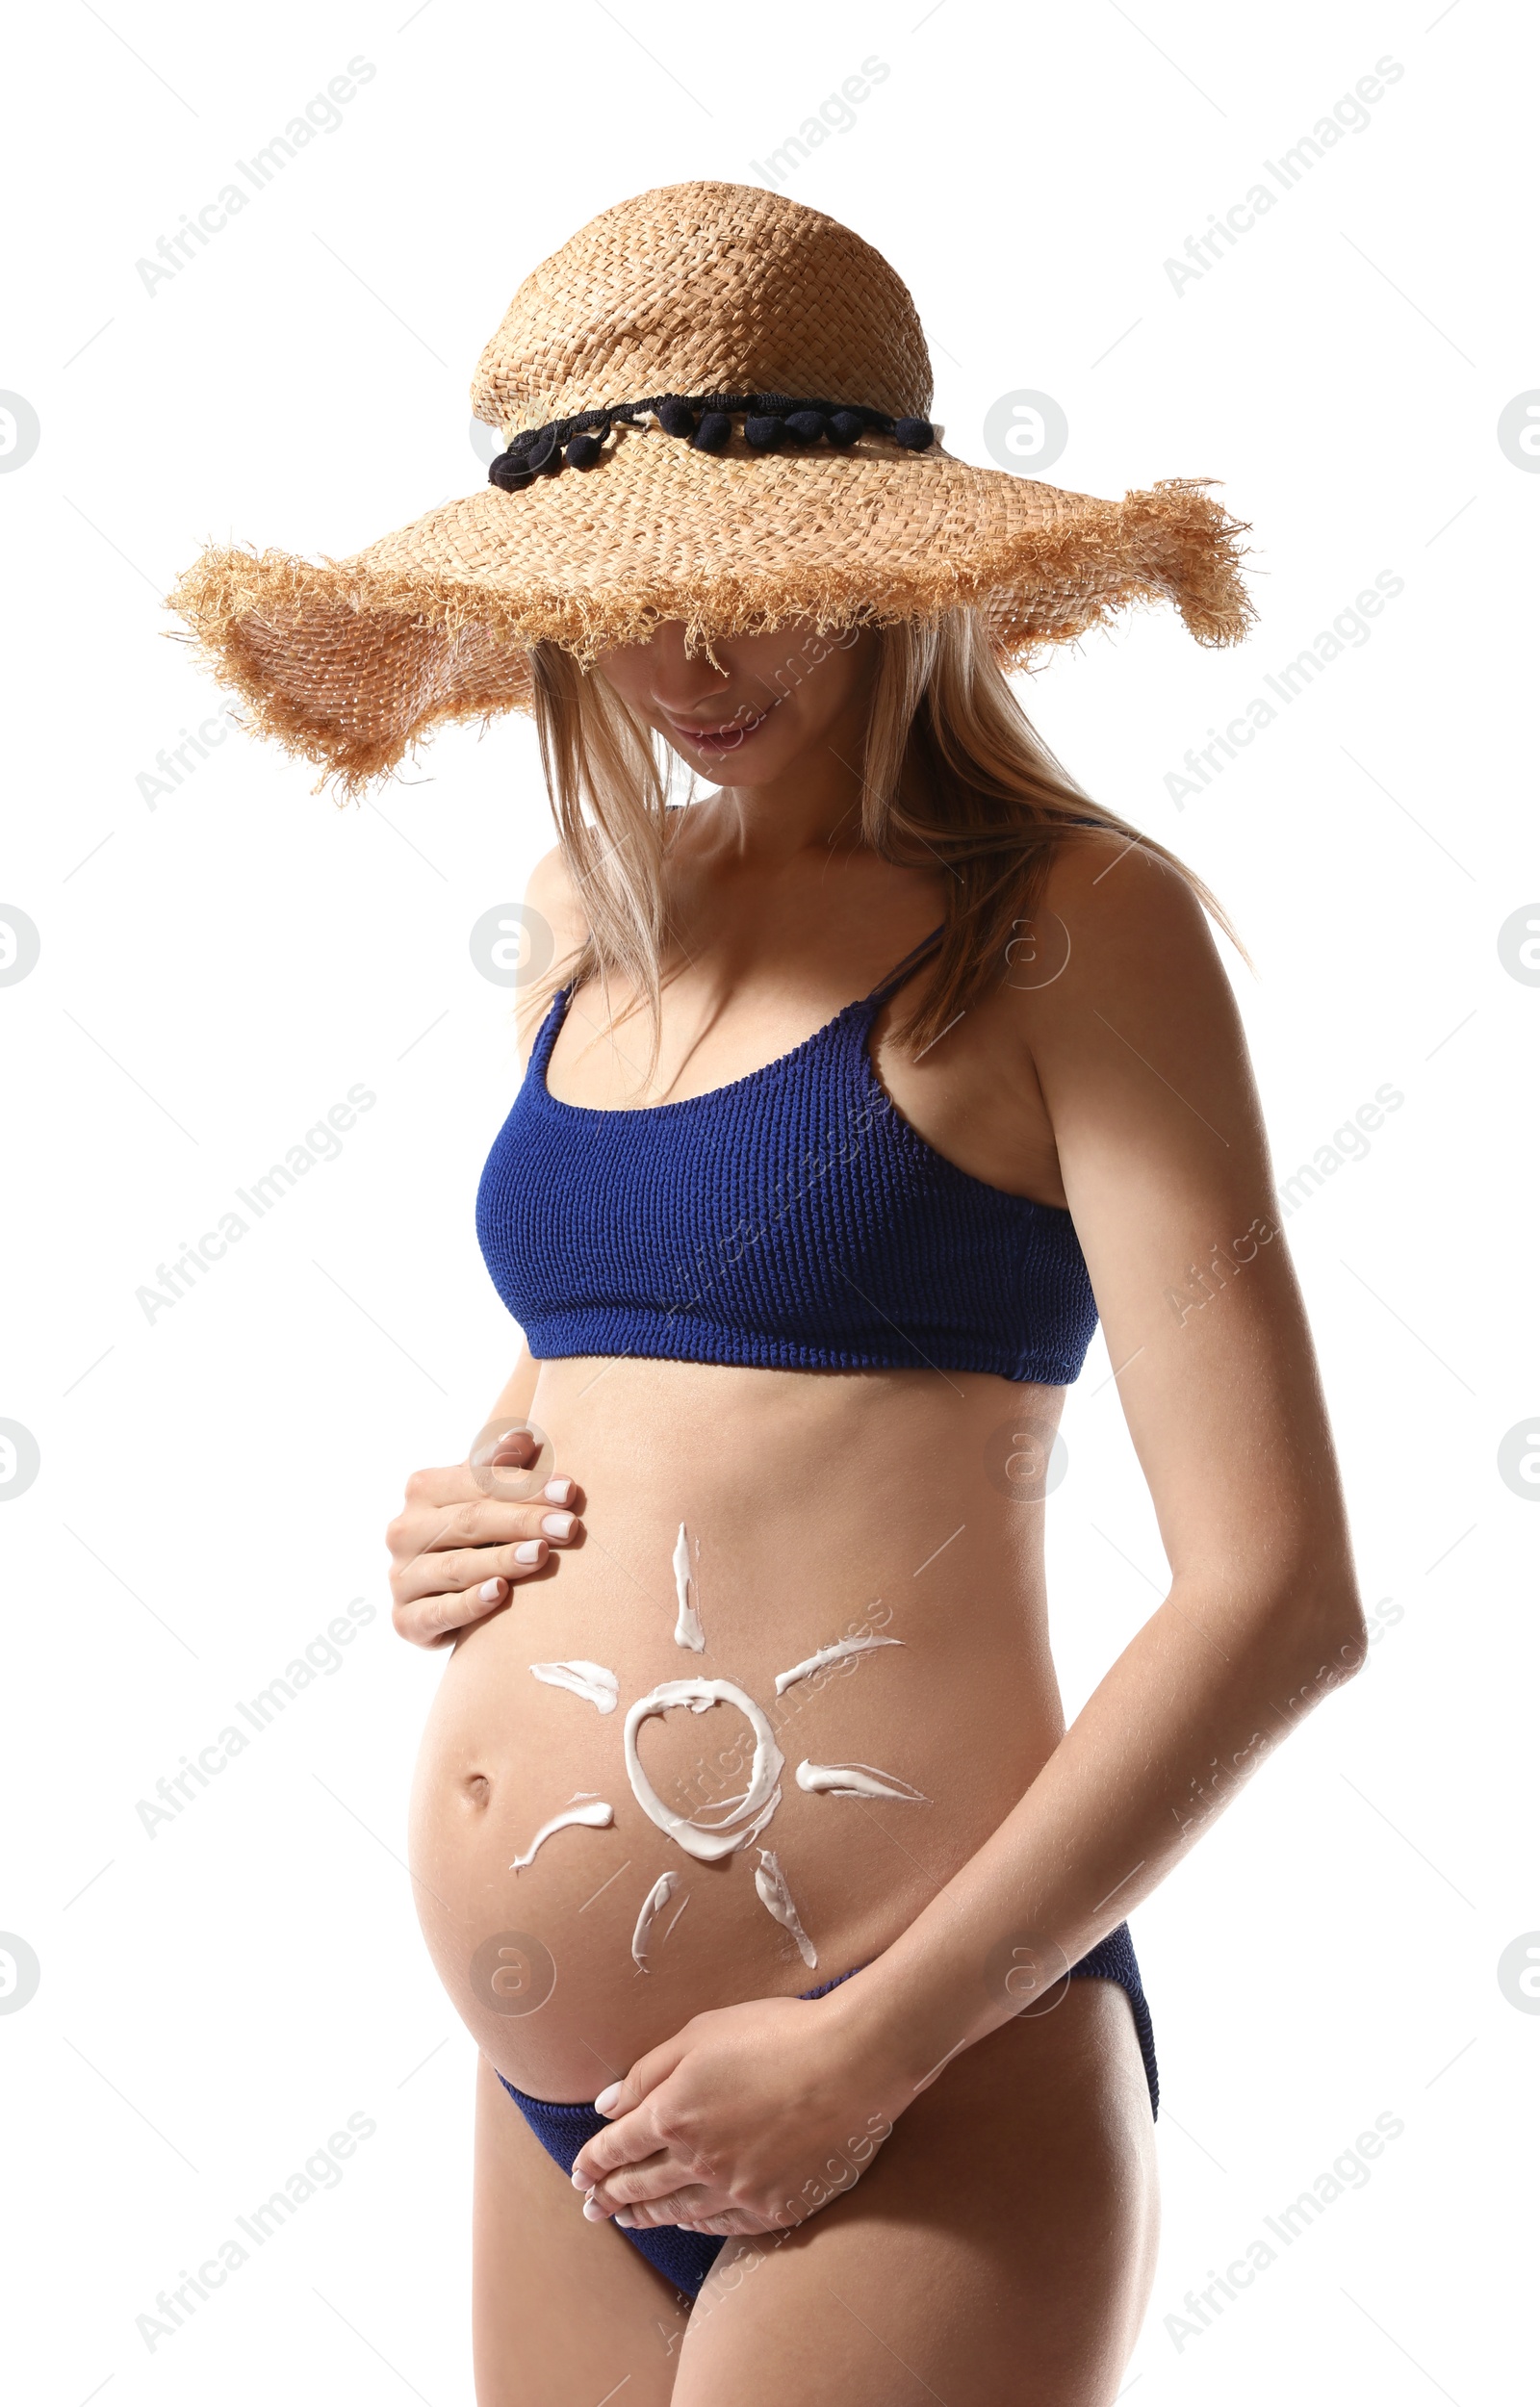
[{"xmin": 486, "ymin": 390, "xmax": 936, "ymax": 494}]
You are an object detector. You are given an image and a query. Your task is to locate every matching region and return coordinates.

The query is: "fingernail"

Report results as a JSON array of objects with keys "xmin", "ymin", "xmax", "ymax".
[
  {"xmin": 544, "ymin": 1477, "xmax": 575, "ymax": 1503},
  {"xmin": 614, "ymin": 2210, "xmax": 635, "ymax": 2228},
  {"xmin": 479, "ymin": 1577, "xmax": 504, "ymax": 1602},
  {"xmin": 541, "ymin": 1511, "xmax": 575, "ymax": 1539},
  {"xmin": 594, "ymin": 2081, "xmax": 623, "ymax": 2114},
  {"xmin": 570, "ymin": 2166, "xmax": 588, "ymax": 2189},
  {"xmin": 515, "ymin": 1540, "xmax": 545, "ymax": 1565},
  {"xmin": 582, "ymin": 2198, "xmax": 606, "ymax": 2221}
]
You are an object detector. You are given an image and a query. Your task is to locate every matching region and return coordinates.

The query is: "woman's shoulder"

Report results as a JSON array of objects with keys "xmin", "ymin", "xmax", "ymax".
[
  {"xmin": 1038, "ymin": 823, "xmax": 1219, "ymax": 960},
  {"xmin": 524, "ymin": 843, "xmax": 590, "ymax": 962},
  {"xmin": 1014, "ymin": 823, "xmax": 1240, "ymax": 1073},
  {"xmin": 511, "ymin": 847, "xmax": 590, "ymax": 1065}
]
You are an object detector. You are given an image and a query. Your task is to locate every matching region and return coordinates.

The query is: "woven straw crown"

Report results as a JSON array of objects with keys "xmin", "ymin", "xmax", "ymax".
[
  {"xmin": 167, "ymin": 180, "xmax": 1253, "ymax": 797},
  {"xmin": 470, "ymin": 183, "xmax": 933, "ymax": 438}
]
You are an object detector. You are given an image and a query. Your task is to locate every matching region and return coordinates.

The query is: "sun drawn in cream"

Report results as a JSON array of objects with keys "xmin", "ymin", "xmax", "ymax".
[{"xmin": 508, "ymin": 1524, "xmax": 929, "ymax": 1971}]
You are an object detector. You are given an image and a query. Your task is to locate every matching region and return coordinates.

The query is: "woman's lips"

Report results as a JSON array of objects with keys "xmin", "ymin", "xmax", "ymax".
[{"xmin": 662, "ymin": 707, "xmax": 769, "ymax": 755}]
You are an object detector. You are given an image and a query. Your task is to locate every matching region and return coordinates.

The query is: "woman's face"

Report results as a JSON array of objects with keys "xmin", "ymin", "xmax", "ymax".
[{"xmin": 594, "ymin": 617, "xmax": 877, "ymax": 786}]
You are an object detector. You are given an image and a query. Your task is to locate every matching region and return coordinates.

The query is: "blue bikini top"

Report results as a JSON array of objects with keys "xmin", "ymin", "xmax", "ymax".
[{"xmin": 475, "ymin": 929, "xmax": 1098, "ymax": 1386}]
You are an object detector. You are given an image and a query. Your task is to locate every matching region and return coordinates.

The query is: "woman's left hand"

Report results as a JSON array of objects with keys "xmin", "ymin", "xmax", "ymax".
[{"xmin": 569, "ymin": 1992, "xmax": 902, "ymax": 2239}]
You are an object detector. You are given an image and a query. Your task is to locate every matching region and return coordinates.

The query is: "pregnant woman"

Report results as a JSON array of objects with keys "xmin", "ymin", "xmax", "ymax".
[{"xmin": 172, "ymin": 184, "xmax": 1367, "ymax": 2404}]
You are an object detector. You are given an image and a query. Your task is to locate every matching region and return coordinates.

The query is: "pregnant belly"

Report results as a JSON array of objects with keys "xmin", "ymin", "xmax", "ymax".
[{"xmin": 407, "ymin": 1359, "xmax": 1065, "ymax": 2102}]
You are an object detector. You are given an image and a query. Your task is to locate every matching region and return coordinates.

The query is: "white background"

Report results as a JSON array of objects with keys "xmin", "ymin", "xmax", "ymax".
[{"xmin": 2, "ymin": 2, "xmax": 1535, "ymax": 2399}]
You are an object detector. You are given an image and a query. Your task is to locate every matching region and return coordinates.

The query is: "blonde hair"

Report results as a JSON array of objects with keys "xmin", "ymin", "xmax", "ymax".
[{"xmin": 527, "ymin": 610, "xmax": 1242, "ymax": 1063}]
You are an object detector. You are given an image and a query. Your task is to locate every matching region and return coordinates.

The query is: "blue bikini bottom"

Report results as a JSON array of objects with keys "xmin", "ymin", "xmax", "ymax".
[{"xmin": 498, "ymin": 1920, "xmax": 1158, "ymax": 2299}]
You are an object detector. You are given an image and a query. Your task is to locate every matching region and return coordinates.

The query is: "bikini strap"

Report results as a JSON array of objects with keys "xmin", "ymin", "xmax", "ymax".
[
  {"xmin": 862, "ymin": 923, "xmax": 946, "ymax": 1011},
  {"xmin": 526, "ymin": 980, "xmax": 574, "ymax": 1077}
]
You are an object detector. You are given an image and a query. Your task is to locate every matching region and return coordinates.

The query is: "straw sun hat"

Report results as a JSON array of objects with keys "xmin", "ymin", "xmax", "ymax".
[{"xmin": 167, "ymin": 180, "xmax": 1253, "ymax": 796}]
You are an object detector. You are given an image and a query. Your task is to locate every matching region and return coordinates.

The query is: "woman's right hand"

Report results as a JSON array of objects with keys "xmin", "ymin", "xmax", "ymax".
[{"xmin": 386, "ymin": 1428, "xmax": 584, "ymax": 1648}]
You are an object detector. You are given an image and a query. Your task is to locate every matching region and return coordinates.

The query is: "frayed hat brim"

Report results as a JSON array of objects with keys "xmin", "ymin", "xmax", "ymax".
[{"xmin": 167, "ymin": 431, "xmax": 1254, "ymax": 799}]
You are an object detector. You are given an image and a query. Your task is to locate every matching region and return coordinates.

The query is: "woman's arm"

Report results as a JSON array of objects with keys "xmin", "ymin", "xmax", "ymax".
[
  {"xmin": 480, "ymin": 1348, "xmax": 542, "ymax": 1444},
  {"xmin": 387, "ymin": 847, "xmax": 594, "ymax": 1647},
  {"xmin": 825, "ymin": 832, "xmax": 1367, "ymax": 2095},
  {"xmin": 574, "ymin": 832, "xmax": 1366, "ymax": 2231}
]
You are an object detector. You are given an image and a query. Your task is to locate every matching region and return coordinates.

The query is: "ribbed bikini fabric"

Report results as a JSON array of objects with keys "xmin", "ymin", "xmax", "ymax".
[{"xmin": 476, "ymin": 932, "xmax": 1099, "ymax": 1382}]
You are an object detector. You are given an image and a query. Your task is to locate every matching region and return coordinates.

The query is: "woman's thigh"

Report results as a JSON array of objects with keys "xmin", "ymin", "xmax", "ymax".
[
  {"xmin": 673, "ymin": 1981, "xmax": 1160, "ymax": 2407},
  {"xmin": 472, "ymin": 2053, "xmax": 690, "ymax": 2407}
]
